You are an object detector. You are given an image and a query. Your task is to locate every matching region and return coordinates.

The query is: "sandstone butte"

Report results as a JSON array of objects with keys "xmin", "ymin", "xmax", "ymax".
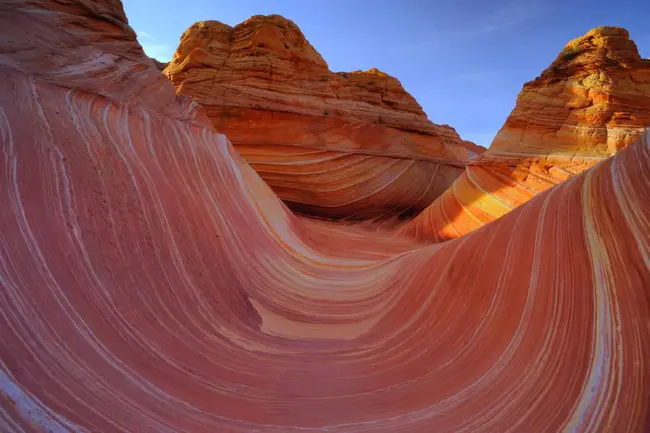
[
  {"xmin": 163, "ymin": 16, "xmax": 484, "ymax": 220},
  {"xmin": 403, "ymin": 26, "xmax": 650, "ymax": 242},
  {"xmin": 2, "ymin": 1, "xmax": 650, "ymax": 432}
]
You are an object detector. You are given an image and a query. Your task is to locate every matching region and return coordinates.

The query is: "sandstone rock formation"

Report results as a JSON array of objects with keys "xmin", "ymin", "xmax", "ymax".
[
  {"xmin": 491, "ymin": 26, "xmax": 650, "ymax": 158},
  {"xmin": 151, "ymin": 57, "xmax": 169, "ymax": 71},
  {"xmin": 163, "ymin": 16, "xmax": 483, "ymax": 219},
  {"xmin": 2, "ymin": 2, "xmax": 650, "ymax": 432},
  {"xmin": 403, "ymin": 26, "xmax": 650, "ymax": 241}
]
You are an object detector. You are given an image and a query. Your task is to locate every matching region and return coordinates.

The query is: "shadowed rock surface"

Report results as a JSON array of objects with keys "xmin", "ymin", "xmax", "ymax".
[{"xmin": 151, "ymin": 57, "xmax": 169, "ymax": 70}]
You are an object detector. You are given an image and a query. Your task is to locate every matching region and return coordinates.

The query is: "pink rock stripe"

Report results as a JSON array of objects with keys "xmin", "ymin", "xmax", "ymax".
[{"xmin": 0, "ymin": 1, "xmax": 649, "ymax": 432}]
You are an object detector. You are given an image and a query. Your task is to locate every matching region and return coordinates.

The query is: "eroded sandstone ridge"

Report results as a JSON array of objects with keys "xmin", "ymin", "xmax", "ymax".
[
  {"xmin": 151, "ymin": 57, "xmax": 169, "ymax": 71},
  {"xmin": 164, "ymin": 16, "xmax": 483, "ymax": 219},
  {"xmin": 403, "ymin": 26, "xmax": 650, "ymax": 241},
  {"xmin": 1, "ymin": 2, "xmax": 650, "ymax": 431},
  {"xmin": 491, "ymin": 26, "xmax": 650, "ymax": 157}
]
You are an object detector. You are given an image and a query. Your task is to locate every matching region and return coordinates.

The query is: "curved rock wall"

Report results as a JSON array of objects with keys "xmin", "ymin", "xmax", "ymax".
[
  {"xmin": 1, "ymin": 2, "xmax": 649, "ymax": 432},
  {"xmin": 164, "ymin": 16, "xmax": 483, "ymax": 220}
]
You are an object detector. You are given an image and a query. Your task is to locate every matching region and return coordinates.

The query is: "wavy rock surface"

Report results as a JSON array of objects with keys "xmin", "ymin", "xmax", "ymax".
[
  {"xmin": 404, "ymin": 26, "xmax": 650, "ymax": 241},
  {"xmin": 163, "ymin": 16, "xmax": 483, "ymax": 220},
  {"xmin": 1, "ymin": 3, "xmax": 650, "ymax": 432}
]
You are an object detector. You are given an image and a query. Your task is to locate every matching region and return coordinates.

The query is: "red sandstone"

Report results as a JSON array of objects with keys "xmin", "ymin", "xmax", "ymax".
[{"xmin": 0, "ymin": 2, "xmax": 649, "ymax": 432}]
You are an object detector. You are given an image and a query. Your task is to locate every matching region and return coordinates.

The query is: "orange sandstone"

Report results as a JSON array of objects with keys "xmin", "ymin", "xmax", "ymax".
[
  {"xmin": 164, "ymin": 16, "xmax": 483, "ymax": 219},
  {"xmin": 403, "ymin": 26, "xmax": 650, "ymax": 241},
  {"xmin": 1, "ymin": 3, "xmax": 650, "ymax": 432}
]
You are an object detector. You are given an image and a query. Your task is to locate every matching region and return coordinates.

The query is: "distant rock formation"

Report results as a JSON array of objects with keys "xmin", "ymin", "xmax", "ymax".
[
  {"xmin": 490, "ymin": 26, "xmax": 650, "ymax": 158},
  {"xmin": 150, "ymin": 57, "xmax": 169, "ymax": 71},
  {"xmin": 403, "ymin": 26, "xmax": 650, "ymax": 241},
  {"xmin": 164, "ymin": 16, "xmax": 483, "ymax": 219}
]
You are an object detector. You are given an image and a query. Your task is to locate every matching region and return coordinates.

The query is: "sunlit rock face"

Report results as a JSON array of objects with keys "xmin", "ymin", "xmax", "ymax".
[
  {"xmin": 491, "ymin": 26, "xmax": 650, "ymax": 157},
  {"xmin": 403, "ymin": 26, "xmax": 650, "ymax": 241},
  {"xmin": 163, "ymin": 16, "xmax": 483, "ymax": 220},
  {"xmin": 1, "ymin": 2, "xmax": 650, "ymax": 432}
]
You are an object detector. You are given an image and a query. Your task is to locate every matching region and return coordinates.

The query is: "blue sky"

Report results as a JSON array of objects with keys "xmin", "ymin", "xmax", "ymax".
[{"xmin": 123, "ymin": 0, "xmax": 650, "ymax": 148}]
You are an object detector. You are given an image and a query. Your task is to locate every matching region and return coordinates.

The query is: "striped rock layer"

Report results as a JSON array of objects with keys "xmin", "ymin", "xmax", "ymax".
[
  {"xmin": 1, "ymin": 2, "xmax": 650, "ymax": 432},
  {"xmin": 164, "ymin": 16, "xmax": 483, "ymax": 220},
  {"xmin": 403, "ymin": 26, "xmax": 650, "ymax": 241}
]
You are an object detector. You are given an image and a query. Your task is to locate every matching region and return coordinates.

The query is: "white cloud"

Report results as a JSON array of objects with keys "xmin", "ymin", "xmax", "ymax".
[{"xmin": 136, "ymin": 30, "xmax": 174, "ymax": 62}]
